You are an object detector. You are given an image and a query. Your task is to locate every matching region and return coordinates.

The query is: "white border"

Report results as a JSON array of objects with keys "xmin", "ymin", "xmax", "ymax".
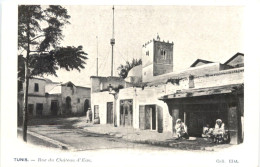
[{"xmin": 1, "ymin": 1, "xmax": 259, "ymax": 167}]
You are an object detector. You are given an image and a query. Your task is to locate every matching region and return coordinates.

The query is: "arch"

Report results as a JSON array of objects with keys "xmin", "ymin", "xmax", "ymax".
[
  {"xmin": 84, "ymin": 99, "xmax": 90, "ymax": 113},
  {"xmin": 65, "ymin": 96, "xmax": 72, "ymax": 114}
]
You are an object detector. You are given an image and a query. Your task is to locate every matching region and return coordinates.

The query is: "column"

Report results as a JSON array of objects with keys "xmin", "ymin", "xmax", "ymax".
[
  {"xmin": 172, "ymin": 108, "xmax": 179, "ymax": 137},
  {"xmin": 228, "ymin": 104, "xmax": 239, "ymax": 144}
]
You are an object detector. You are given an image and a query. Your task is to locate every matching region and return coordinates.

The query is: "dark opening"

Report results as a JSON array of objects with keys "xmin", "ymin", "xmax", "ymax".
[
  {"xmin": 36, "ymin": 103, "xmax": 43, "ymax": 116},
  {"xmin": 107, "ymin": 102, "xmax": 113, "ymax": 124},
  {"xmin": 144, "ymin": 105, "xmax": 156, "ymax": 130},
  {"xmin": 152, "ymin": 108, "xmax": 156, "ymax": 130},
  {"xmin": 51, "ymin": 101, "xmax": 59, "ymax": 116},
  {"xmin": 18, "ymin": 81, "xmax": 23, "ymax": 92},
  {"xmin": 28, "ymin": 104, "xmax": 34, "ymax": 116},
  {"xmin": 66, "ymin": 96, "xmax": 72, "ymax": 114},
  {"xmin": 34, "ymin": 83, "xmax": 39, "ymax": 92},
  {"xmin": 120, "ymin": 100, "xmax": 133, "ymax": 126},
  {"xmin": 185, "ymin": 103, "xmax": 227, "ymax": 137},
  {"xmin": 84, "ymin": 99, "xmax": 89, "ymax": 113}
]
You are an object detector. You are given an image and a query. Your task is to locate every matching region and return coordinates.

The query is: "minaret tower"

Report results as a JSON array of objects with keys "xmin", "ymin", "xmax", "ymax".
[{"xmin": 110, "ymin": 6, "xmax": 115, "ymax": 76}]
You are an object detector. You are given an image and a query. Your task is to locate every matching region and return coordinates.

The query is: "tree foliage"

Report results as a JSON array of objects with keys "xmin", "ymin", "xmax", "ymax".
[
  {"xmin": 117, "ymin": 58, "xmax": 142, "ymax": 79},
  {"xmin": 18, "ymin": 5, "xmax": 88, "ymax": 142},
  {"xmin": 18, "ymin": 5, "xmax": 88, "ymax": 80}
]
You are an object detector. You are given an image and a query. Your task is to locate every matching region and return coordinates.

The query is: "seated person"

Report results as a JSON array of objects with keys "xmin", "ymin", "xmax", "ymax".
[
  {"xmin": 202, "ymin": 124, "xmax": 214, "ymax": 138},
  {"xmin": 175, "ymin": 119, "xmax": 189, "ymax": 140},
  {"xmin": 213, "ymin": 119, "xmax": 227, "ymax": 143},
  {"xmin": 202, "ymin": 124, "xmax": 214, "ymax": 143}
]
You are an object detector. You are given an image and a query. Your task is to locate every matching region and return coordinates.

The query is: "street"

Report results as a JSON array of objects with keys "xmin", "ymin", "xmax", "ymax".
[{"xmin": 19, "ymin": 117, "xmax": 178, "ymax": 151}]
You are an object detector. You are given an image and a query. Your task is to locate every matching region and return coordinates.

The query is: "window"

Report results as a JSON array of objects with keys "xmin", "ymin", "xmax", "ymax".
[
  {"xmin": 160, "ymin": 49, "xmax": 167, "ymax": 59},
  {"xmin": 160, "ymin": 49, "xmax": 163, "ymax": 55},
  {"xmin": 146, "ymin": 51, "xmax": 149, "ymax": 56},
  {"xmin": 77, "ymin": 98, "xmax": 80, "ymax": 103},
  {"xmin": 189, "ymin": 75, "xmax": 195, "ymax": 88},
  {"xmin": 163, "ymin": 50, "xmax": 166, "ymax": 59},
  {"xmin": 34, "ymin": 83, "xmax": 39, "ymax": 92}
]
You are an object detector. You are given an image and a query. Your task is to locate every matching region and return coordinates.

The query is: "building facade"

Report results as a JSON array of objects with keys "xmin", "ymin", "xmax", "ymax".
[
  {"xmin": 18, "ymin": 78, "xmax": 91, "ymax": 118},
  {"xmin": 90, "ymin": 36, "xmax": 244, "ymax": 144}
]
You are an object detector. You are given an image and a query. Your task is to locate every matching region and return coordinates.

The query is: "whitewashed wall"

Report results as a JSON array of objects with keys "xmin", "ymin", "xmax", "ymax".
[{"xmin": 91, "ymin": 67, "xmax": 244, "ymax": 133}]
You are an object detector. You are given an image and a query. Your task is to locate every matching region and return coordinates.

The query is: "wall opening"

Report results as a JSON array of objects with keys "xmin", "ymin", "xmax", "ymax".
[
  {"xmin": 36, "ymin": 103, "xmax": 43, "ymax": 116},
  {"xmin": 28, "ymin": 104, "xmax": 34, "ymax": 116},
  {"xmin": 51, "ymin": 100, "xmax": 59, "ymax": 116},
  {"xmin": 120, "ymin": 99, "xmax": 133, "ymax": 127},
  {"xmin": 107, "ymin": 102, "xmax": 113, "ymax": 124},
  {"xmin": 65, "ymin": 96, "xmax": 72, "ymax": 114},
  {"xmin": 84, "ymin": 99, "xmax": 90, "ymax": 113}
]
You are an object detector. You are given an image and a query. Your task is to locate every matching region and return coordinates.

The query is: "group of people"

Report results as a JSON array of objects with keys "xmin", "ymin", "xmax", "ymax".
[
  {"xmin": 202, "ymin": 119, "xmax": 229, "ymax": 143},
  {"xmin": 174, "ymin": 118, "xmax": 229, "ymax": 144}
]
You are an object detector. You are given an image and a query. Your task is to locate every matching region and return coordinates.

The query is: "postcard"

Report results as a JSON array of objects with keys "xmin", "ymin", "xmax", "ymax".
[{"xmin": 1, "ymin": 1, "xmax": 259, "ymax": 167}]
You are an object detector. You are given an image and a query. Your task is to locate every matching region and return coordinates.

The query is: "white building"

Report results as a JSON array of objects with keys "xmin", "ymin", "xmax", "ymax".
[
  {"xmin": 90, "ymin": 36, "xmax": 244, "ymax": 144},
  {"xmin": 18, "ymin": 78, "xmax": 91, "ymax": 117}
]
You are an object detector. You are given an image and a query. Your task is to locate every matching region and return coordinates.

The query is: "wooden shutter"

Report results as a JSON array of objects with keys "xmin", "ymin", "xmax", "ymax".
[
  {"xmin": 139, "ymin": 105, "xmax": 145, "ymax": 130},
  {"xmin": 157, "ymin": 105, "xmax": 163, "ymax": 133}
]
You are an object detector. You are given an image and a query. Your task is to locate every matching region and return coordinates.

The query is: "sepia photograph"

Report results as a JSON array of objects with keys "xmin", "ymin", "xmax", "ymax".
[
  {"xmin": 1, "ymin": 2, "xmax": 259, "ymax": 167},
  {"xmin": 17, "ymin": 4, "xmax": 244, "ymax": 150}
]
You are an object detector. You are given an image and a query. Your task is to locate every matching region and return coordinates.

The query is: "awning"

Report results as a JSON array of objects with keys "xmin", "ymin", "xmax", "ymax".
[{"xmin": 159, "ymin": 84, "xmax": 243, "ymax": 100}]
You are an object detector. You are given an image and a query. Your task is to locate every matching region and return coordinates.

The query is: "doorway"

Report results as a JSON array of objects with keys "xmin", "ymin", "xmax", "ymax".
[
  {"xmin": 120, "ymin": 99, "xmax": 133, "ymax": 126},
  {"xmin": 84, "ymin": 99, "xmax": 90, "ymax": 113},
  {"xmin": 185, "ymin": 103, "xmax": 227, "ymax": 137},
  {"xmin": 145, "ymin": 105, "xmax": 156, "ymax": 130},
  {"xmin": 65, "ymin": 96, "xmax": 72, "ymax": 114},
  {"xmin": 36, "ymin": 103, "xmax": 43, "ymax": 116},
  {"xmin": 28, "ymin": 104, "xmax": 34, "ymax": 116},
  {"xmin": 51, "ymin": 100, "xmax": 59, "ymax": 116},
  {"xmin": 107, "ymin": 102, "xmax": 113, "ymax": 124},
  {"xmin": 151, "ymin": 107, "xmax": 156, "ymax": 130}
]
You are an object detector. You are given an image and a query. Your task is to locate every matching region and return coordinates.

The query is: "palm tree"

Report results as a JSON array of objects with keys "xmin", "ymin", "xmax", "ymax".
[{"xmin": 117, "ymin": 58, "xmax": 142, "ymax": 79}]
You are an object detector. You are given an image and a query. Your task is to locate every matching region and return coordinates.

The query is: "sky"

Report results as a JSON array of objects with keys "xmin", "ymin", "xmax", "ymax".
[{"xmin": 44, "ymin": 5, "xmax": 244, "ymax": 87}]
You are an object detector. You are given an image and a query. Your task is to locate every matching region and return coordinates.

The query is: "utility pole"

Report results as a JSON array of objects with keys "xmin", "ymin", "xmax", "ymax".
[
  {"xmin": 96, "ymin": 36, "xmax": 98, "ymax": 76},
  {"xmin": 110, "ymin": 6, "xmax": 115, "ymax": 76}
]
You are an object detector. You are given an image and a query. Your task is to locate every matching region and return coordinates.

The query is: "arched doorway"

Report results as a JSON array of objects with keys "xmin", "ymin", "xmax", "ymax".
[
  {"xmin": 84, "ymin": 99, "xmax": 89, "ymax": 113},
  {"xmin": 66, "ymin": 96, "xmax": 72, "ymax": 114}
]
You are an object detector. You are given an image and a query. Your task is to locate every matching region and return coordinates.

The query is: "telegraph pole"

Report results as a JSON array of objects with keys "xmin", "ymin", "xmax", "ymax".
[
  {"xmin": 110, "ymin": 6, "xmax": 115, "ymax": 76},
  {"xmin": 96, "ymin": 36, "xmax": 98, "ymax": 76}
]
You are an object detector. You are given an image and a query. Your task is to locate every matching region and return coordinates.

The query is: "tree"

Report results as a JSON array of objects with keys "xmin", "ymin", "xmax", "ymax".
[
  {"xmin": 117, "ymin": 58, "xmax": 142, "ymax": 79},
  {"xmin": 18, "ymin": 5, "xmax": 88, "ymax": 142}
]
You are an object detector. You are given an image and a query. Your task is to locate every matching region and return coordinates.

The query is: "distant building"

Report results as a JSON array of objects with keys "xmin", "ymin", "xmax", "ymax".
[
  {"xmin": 91, "ymin": 36, "xmax": 244, "ymax": 144},
  {"xmin": 224, "ymin": 52, "xmax": 244, "ymax": 68},
  {"xmin": 124, "ymin": 65, "xmax": 142, "ymax": 84},
  {"xmin": 18, "ymin": 78, "xmax": 91, "ymax": 118},
  {"xmin": 190, "ymin": 59, "xmax": 214, "ymax": 67}
]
